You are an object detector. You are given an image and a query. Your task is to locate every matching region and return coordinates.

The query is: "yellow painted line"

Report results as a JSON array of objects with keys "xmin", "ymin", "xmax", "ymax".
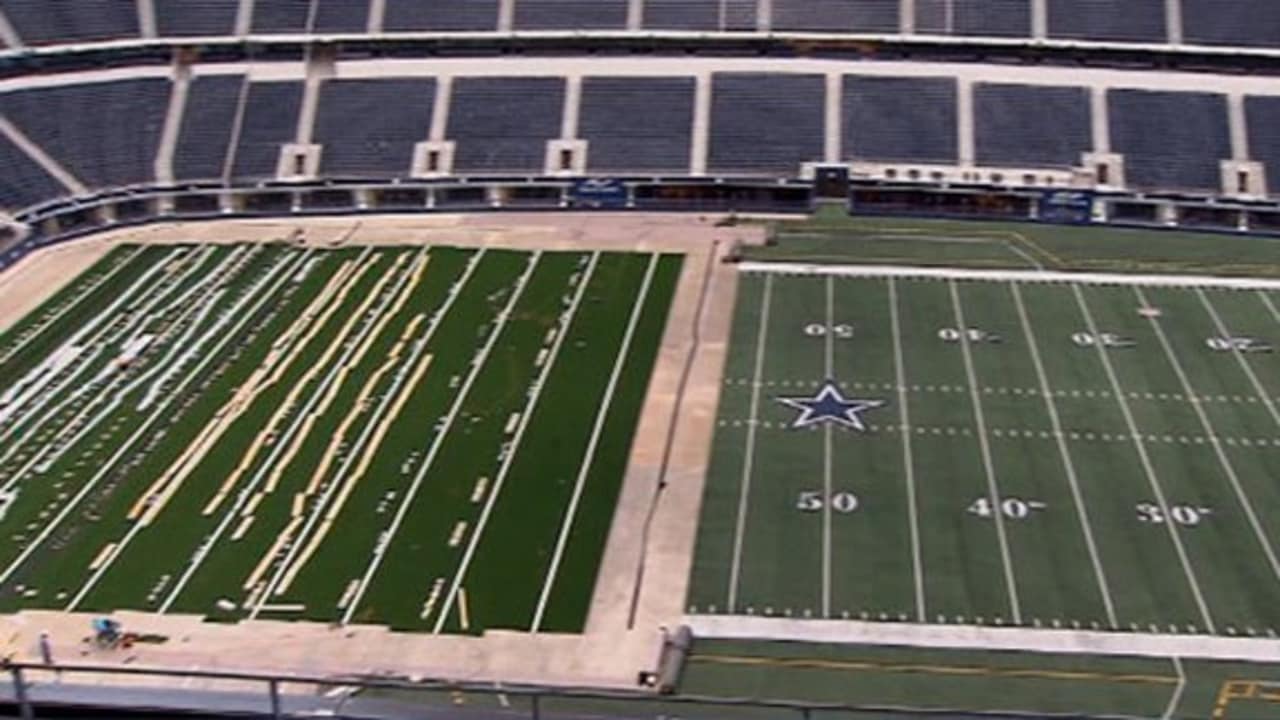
[{"xmin": 688, "ymin": 654, "xmax": 1178, "ymax": 687}]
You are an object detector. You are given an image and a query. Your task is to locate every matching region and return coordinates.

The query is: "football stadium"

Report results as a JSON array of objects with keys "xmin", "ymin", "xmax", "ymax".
[{"xmin": 6, "ymin": 1, "xmax": 1280, "ymax": 719}]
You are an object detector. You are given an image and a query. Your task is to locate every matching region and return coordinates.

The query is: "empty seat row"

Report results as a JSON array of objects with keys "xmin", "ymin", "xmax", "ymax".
[
  {"xmin": 0, "ymin": 71, "xmax": 1269, "ymax": 210},
  {"xmin": 2, "ymin": 1, "xmax": 1279, "ymax": 47}
]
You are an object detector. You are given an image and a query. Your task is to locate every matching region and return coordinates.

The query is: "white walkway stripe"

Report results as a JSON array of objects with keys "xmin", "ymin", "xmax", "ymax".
[
  {"xmin": 530, "ymin": 253, "xmax": 659, "ymax": 631},
  {"xmin": 1010, "ymin": 283, "xmax": 1118, "ymax": 629},
  {"xmin": 727, "ymin": 273, "xmax": 773, "ymax": 613},
  {"xmin": 887, "ymin": 278, "xmax": 926, "ymax": 623},
  {"xmin": 1137, "ymin": 286, "xmax": 1280, "ymax": 586},
  {"xmin": 433, "ymin": 252, "xmax": 601, "ymax": 633},
  {"xmin": 949, "ymin": 281, "xmax": 1021, "ymax": 624},
  {"xmin": 341, "ymin": 251, "xmax": 540, "ymax": 625},
  {"xmin": 1072, "ymin": 284, "xmax": 1215, "ymax": 633}
]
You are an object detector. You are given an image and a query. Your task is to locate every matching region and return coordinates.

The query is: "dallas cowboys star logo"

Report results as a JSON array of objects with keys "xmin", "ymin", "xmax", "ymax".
[{"xmin": 777, "ymin": 380, "xmax": 886, "ymax": 431}]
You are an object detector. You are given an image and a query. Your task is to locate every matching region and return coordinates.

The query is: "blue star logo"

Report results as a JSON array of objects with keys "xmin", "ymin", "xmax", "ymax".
[{"xmin": 777, "ymin": 380, "xmax": 886, "ymax": 431}]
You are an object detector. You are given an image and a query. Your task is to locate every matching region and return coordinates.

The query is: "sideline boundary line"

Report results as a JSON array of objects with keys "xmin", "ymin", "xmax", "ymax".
[{"xmin": 738, "ymin": 262, "xmax": 1280, "ymax": 290}]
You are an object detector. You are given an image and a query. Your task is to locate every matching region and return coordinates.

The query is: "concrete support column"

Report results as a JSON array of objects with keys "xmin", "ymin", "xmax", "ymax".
[
  {"xmin": 756, "ymin": 0, "xmax": 772, "ymax": 31},
  {"xmin": 1090, "ymin": 85, "xmax": 1110, "ymax": 153},
  {"xmin": 1228, "ymin": 92, "xmax": 1249, "ymax": 161},
  {"xmin": 367, "ymin": 0, "xmax": 386, "ymax": 33},
  {"xmin": 628, "ymin": 0, "xmax": 644, "ymax": 30},
  {"xmin": 155, "ymin": 63, "xmax": 192, "ymax": 185},
  {"xmin": 0, "ymin": 7, "xmax": 23, "ymax": 47},
  {"xmin": 825, "ymin": 73, "xmax": 842, "ymax": 163},
  {"xmin": 136, "ymin": 0, "xmax": 157, "ymax": 38},
  {"xmin": 690, "ymin": 72, "xmax": 711, "ymax": 175},
  {"xmin": 430, "ymin": 76, "xmax": 452, "ymax": 141},
  {"xmin": 900, "ymin": 0, "xmax": 915, "ymax": 34},
  {"xmin": 1030, "ymin": 0, "xmax": 1047, "ymax": 40},
  {"xmin": 498, "ymin": 0, "xmax": 516, "ymax": 31},
  {"xmin": 956, "ymin": 77, "xmax": 974, "ymax": 166},
  {"xmin": 561, "ymin": 75, "xmax": 582, "ymax": 140},
  {"xmin": 236, "ymin": 0, "xmax": 254, "ymax": 36},
  {"xmin": 1166, "ymin": 0, "xmax": 1183, "ymax": 45}
]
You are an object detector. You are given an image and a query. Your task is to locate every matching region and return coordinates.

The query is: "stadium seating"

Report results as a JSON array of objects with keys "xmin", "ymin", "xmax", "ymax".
[
  {"xmin": 313, "ymin": 0, "xmax": 372, "ymax": 34},
  {"xmin": 0, "ymin": 134, "xmax": 68, "ymax": 210},
  {"xmin": 0, "ymin": 0, "xmax": 138, "ymax": 46},
  {"xmin": 383, "ymin": 0, "xmax": 500, "ymax": 32},
  {"xmin": 1181, "ymin": 0, "xmax": 1280, "ymax": 48},
  {"xmin": 771, "ymin": 0, "xmax": 899, "ymax": 33},
  {"xmin": 1244, "ymin": 96, "xmax": 1280, "ymax": 195},
  {"xmin": 843, "ymin": 76, "xmax": 957, "ymax": 163},
  {"xmin": 252, "ymin": 0, "xmax": 312, "ymax": 34},
  {"xmin": 974, "ymin": 83, "xmax": 1091, "ymax": 167},
  {"xmin": 513, "ymin": 0, "xmax": 630, "ymax": 30},
  {"xmin": 231, "ymin": 82, "xmax": 305, "ymax": 180},
  {"xmin": 173, "ymin": 75, "xmax": 246, "ymax": 182},
  {"xmin": 2, "ymin": 79, "xmax": 170, "ymax": 189},
  {"xmin": 580, "ymin": 77, "xmax": 695, "ymax": 173},
  {"xmin": 642, "ymin": 0, "xmax": 757, "ymax": 31},
  {"xmin": 313, "ymin": 78, "xmax": 436, "ymax": 177},
  {"xmin": 708, "ymin": 73, "xmax": 825, "ymax": 174},
  {"xmin": 1108, "ymin": 89, "xmax": 1230, "ymax": 192},
  {"xmin": 155, "ymin": 0, "xmax": 239, "ymax": 37},
  {"xmin": 447, "ymin": 77, "xmax": 565, "ymax": 174},
  {"xmin": 914, "ymin": 0, "xmax": 1030, "ymax": 37},
  {"xmin": 1046, "ymin": 0, "xmax": 1167, "ymax": 43}
]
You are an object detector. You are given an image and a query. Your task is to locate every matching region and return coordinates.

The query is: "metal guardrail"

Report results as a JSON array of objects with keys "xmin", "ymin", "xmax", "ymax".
[{"xmin": 0, "ymin": 659, "xmax": 1100, "ymax": 720}]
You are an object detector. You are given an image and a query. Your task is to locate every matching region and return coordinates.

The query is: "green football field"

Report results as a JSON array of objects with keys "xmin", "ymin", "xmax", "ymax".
[
  {"xmin": 0, "ymin": 242, "xmax": 680, "ymax": 634},
  {"xmin": 690, "ymin": 267, "xmax": 1280, "ymax": 636}
]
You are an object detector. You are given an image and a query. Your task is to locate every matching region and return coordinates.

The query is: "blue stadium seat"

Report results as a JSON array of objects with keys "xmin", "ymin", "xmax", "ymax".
[
  {"xmin": 2, "ymin": 79, "xmax": 170, "ymax": 189},
  {"xmin": 1046, "ymin": 0, "xmax": 1166, "ymax": 43},
  {"xmin": 580, "ymin": 77, "xmax": 695, "ymax": 173},
  {"xmin": 513, "ymin": 0, "xmax": 629, "ymax": 30},
  {"xmin": 252, "ymin": 0, "xmax": 311, "ymax": 34},
  {"xmin": 313, "ymin": 0, "xmax": 372, "ymax": 34},
  {"xmin": 174, "ymin": 75, "xmax": 245, "ymax": 182},
  {"xmin": 771, "ymin": 0, "xmax": 899, "ymax": 33},
  {"xmin": 1182, "ymin": 0, "xmax": 1280, "ymax": 49},
  {"xmin": 708, "ymin": 73, "xmax": 825, "ymax": 174},
  {"xmin": 448, "ymin": 77, "xmax": 565, "ymax": 174},
  {"xmin": 974, "ymin": 83, "xmax": 1091, "ymax": 167},
  {"xmin": 642, "ymin": 0, "xmax": 757, "ymax": 31},
  {"xmin": 0, "ymin": 134, "xmax": 68, "ymax": 210},
  {"xmin": 231, "ymin": 82, "xmax": 305, "ymax": 180},
  {"xmin": 915, "ymin": 0, "xmax": 1030, "ymax": 37},
  {"xmin": 1108, "ymin": 89, "xmax": 1229, "ymax": 192},
  {"xmin": 0, "ymin": 0, "xmax": 139, "ymax": 45},
  {"xmin": 1244, "ymin": 96, "xmax": 1280, "ymax": 195},
  {"xmin": 383, "ymin": 0, "xmax": 500, "ymax": 31},
  {"xmin": 155, "ymin": 0, "xmax": 239, "ymax": 37},
  {"xmin": 843, "ymin": 76, "xmax": 957, "ymax": 163},
  {"xmin": 314, "ymin": 78, "xmax": 436, "ymax": 177}
]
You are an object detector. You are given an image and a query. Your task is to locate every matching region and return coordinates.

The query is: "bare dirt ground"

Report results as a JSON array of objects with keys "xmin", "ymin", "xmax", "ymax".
[{"xmin": 0, "ymin": 212, "xmax": 756, "ymax": 694}]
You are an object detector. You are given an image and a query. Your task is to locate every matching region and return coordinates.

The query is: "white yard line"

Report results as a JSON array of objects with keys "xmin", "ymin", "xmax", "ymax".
[
  {"xmin": 887, "ymin": 278, "xmax": 926, "ymax": 623},
  {"xmin": 157, "ymin": 248, "xmax": 416, "ymax": 614},
  {"xmin": 432, "ymin": 252, "xmax": 600, "ymax": 633},
  {"xmin": 948, "ymin": 281, "xmax": 1021, "ymax": 625},
  {"xmin": 0, "ymin": 246, "xmax": 144, "ymax": 365},
  {"xmin": 341, "ymin": 252, "xmax": 541, "ymax": 626},
  {"xmin": 0, "ymin": 249, "xmax": 310, "ymax": 590},
  {"xmin": 1136, "ymin": 286, "xmax": 1280, "ymax": 586},
  {"xmin": 822, "ymin": 275, "xmax": 834, "ymax": 619},
  {"xmin": 1258, "ymin": 291, "xmax": 1280, "ymax": 330},
  {"xmin": 1010, "ymin": 282, "xmax": 1118, "ymax": 629},
  {"xmin": 530, "ymin": 253, "xmax": 658, "ymax": 632},
  {"xmin": 247, "ymin": 250, "xmax": 487, "ymax": 618},
  {"xmin": 727, "ymin": 273, "xmax": 773, "ymax": 614},
  {"xmin": 1198, "ymin": 289, "xmax": 1280, "ymax": 429},
  {"xmin": 1071, "ymin": 284, "xmax": 1216, "ymax": 634},
  {"xmin": 1003, "ymin": 242, "xmax": 1044, "ymax": 271},
  {"xmin": 739, "ymin": 262, "xmax": 1280, "ymax": 290},
  {"xmin": 1162, "ymin": 656, "xmax": 1186, "ymax": 720}
]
